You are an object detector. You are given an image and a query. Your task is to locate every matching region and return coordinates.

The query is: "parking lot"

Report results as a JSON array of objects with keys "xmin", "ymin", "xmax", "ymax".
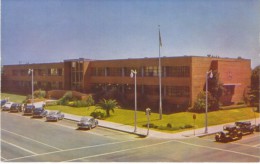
[{"xmin": 1, "ymin": 111, "xmax": 260, "ymax": 162}]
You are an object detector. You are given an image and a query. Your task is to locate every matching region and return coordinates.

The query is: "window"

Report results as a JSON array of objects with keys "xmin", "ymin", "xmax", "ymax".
[
  {"xmin": 166, "ymin": 86, "xmax": 190, "ymax": 97},
  {"xmin": 165, "ymin": 66, "xmax": 190, "ymax": 77},
  {"xmin": 51, "ymin": 68, "xmax": 58, "ymax": 76},
  {"xmin": 107, "ymin": 67, "xmax": 122, "ymax": 76},
  {"xmin": 58, "ymin": 69, "xmax": 63, "ymax": 76},
  {"xmin": 91, "ymin": 67, "xmax": 106, "ymax": 76},
  {"xmin": 12, "ymin": 70, "xmax": 19, "ymax": 76},
  {"xmin": 144, "ymin": 66, "xmax": 158, "ymax": 77},
  {"xmin": 20, "ymin": 70, "xmax": 28, "ymax": 76},
  {"xmin": 144, "ymin": 85, "xmax": 159, "ymax": 95}
]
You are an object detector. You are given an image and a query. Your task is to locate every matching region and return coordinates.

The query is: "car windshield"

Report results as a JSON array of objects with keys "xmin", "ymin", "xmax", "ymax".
[{"xmin": 26, "ymin": 105, "xmax": 34, "ymax": 109}]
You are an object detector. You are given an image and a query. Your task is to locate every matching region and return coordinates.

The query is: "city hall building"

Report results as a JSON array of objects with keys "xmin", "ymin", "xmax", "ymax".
[{"xmin": 1, "ymin": 56, "xmax": 251, "ymax": 113}]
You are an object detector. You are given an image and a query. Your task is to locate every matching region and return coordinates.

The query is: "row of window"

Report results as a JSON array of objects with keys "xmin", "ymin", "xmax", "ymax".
[
  {"xmin": 10, "ymin": 80, "xmax": 63, "ymax": 90},
  {"xmin": 91, "ymin": 66, "xmax": 190, "ymax": 77},
  {"xmin": 92, "ymin": 83, "xmax": 190, "ymax": 97},
  {"xmin": 12, "ymin": 68, "xmax": 63, "ymax": 76}
]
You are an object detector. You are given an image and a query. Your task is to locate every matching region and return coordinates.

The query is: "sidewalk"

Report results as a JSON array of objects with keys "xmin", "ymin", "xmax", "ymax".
[{"xmin": 62, "ymin": 112, "xmax": 260, "ymax": 139}]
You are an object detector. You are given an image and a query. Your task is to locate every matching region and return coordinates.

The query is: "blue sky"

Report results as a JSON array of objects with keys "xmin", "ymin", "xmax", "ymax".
[{"xmin": 2, "ymin": 0, "xmax": 260, "ymax": 68}]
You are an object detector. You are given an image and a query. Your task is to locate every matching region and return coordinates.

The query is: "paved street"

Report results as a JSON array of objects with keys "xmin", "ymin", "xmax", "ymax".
[{"xmin": 1, "ymin": 111, "xmax": 260, "ymax": 162}]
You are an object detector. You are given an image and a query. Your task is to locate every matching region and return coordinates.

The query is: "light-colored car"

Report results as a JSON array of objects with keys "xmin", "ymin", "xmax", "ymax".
[
  {"xmin": 46, "ymin": 110, "xmax": 64, "ymax": 121},
  {"xmin": 2, "ymin": 102, "xmax": 14, "ymax": 111},
  {"xmin": 77, "ymin": 116, "xmax": 98, "ymax": 130}
]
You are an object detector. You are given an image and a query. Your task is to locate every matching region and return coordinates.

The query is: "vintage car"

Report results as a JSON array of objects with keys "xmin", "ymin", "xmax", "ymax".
[
  {"xmin": 235, "ymin": 121, "xmax": 254, "ymax": 135},
  {"xmin": 32, "ymin": 107, "xmax": 48, "ymax": 118},
  {"xmin": 2, "ymin": 102, "xmax": 13, "ymax": 111},
  {"xmin": 46, "ymin": 110, "xmax": 64, "ymax": 122},
  {"xmin": 77, "ymin": 116, "xmax": 98, "ymax": 130},
  {"xmin": 23, "ymin": 104, "xmax": 35, "ymax": 116},
  {"xmin": 215, "ymin": 125, "xmax": 242, "ymax": 142},
  {"xmin": 255, "ymin": 123, "xmax": 260, "ymax": 132},
  {"xmin": 1, "ymin": 99, "xmax": 7, "ymax": 107},
  {"xmin": 9, "ymin": 103, "xmax": 23, "ymax": 112}
]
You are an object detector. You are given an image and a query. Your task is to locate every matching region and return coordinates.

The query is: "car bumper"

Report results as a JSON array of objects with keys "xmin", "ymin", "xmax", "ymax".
[
  {"xmin": 46, "ymin": 117, "xmax": 58, "ymax": 121},
  {"xmin": 23, "ymin": 112, "xmax": 33, "ymax": 115},
  {"xmin": 32, "ymin": 114, "xmax": 44, "ymax": 118},
  {"xmin": 78, "ymin": 125, "xmax": 91, "ymax": 129},
  {"xmin": 10, "ymin": 110, "xmax": 19, "ymax": 112}
]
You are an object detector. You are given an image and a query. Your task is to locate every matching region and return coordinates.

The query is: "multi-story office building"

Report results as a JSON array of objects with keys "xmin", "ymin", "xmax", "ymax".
[{"xmin": 2, "ymin": 56, "xmax": 251, "ymax": 113}]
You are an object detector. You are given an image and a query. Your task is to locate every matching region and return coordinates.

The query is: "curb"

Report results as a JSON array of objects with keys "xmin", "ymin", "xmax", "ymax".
[{"xmin": 64, "ymin": 117, "xmax": 148, "ymax": 137}]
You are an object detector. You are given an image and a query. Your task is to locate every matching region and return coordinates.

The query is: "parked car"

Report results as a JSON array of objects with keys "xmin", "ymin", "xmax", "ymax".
[
  {"xmin": 235, "ymin": 121, "xmax": 254, "ymax": 135},
  {"xmin": 9, "ymin": 103, "xmax": 22, "ymax": 112},
  {"xmin": 77, "ymin": 116, "xmax": 98, "ymax": 130},
  {"xmin": 46, "ymin": 110, "xmax": 64, "ymax": 122},
  {"xmin": 2, "ymin": 102, "xmax": 14, "ymax": 111},
  {"xmin": 23, "ymin": 104, "xmax": 35, "ymax": 116},
  {"xmin": 32, "ymin": 107, "xmax": 48, "ymax": 118},
  {"xmin": 215, "ymin": 125, "xmax": 242, "ymax": 142},
  {"xmin": 1, "ymin": 99, "xmax": 7, "ymax": 107},
  {"xmin": 255, "ymin": 123, "xmax": 260, "ymax": 132}
]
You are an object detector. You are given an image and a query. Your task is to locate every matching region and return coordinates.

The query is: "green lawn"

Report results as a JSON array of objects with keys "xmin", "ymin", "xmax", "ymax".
[
  {"xmin": 47, "ymin": 105, "xmax": 259, "ymax": 133},
  {"xmin": 2, "ymin": 93, "xmax": 259, "ymax": 133},
  {"xmin": 1, "ymin": 93, "xmax": 27, "ymax": 103}
]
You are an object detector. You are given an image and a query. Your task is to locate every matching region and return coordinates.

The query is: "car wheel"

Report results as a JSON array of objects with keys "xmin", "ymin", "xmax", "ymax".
[{"xmin": 215, "ymin": 136, "xmax": 219, "ymax": 142}]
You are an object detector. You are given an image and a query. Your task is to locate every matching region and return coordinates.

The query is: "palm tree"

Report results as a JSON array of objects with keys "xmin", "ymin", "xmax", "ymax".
[{"xmin": 95, "ymin": 99, "xmax": 120, "ymax": 117}]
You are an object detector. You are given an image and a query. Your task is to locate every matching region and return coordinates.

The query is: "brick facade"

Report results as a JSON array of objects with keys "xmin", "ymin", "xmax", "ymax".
[{"xmin": 1, "ymin": 56, "xmax": 251, "ymax": 113}]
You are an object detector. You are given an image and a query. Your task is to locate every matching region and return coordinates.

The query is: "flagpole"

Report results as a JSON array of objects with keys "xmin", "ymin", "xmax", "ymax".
[{"xmin": 158, "ymin": 25, "xmax": 162, "ymax": 120}]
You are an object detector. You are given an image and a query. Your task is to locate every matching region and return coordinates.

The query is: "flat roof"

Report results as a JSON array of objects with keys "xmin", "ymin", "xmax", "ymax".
[{"xmin": 3, "ymin": 55, "xmax": 250, "ymax": 66}]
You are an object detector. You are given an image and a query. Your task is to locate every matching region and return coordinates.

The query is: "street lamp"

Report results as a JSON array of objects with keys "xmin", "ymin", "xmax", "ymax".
[
  {"xmin": 28, "ymin": 69, "xmax": 34, "ymax": 105},
  {"xmin": 205, "ymin": 70, "xmax": 213, "ymax": 133},
  {"xmin": 146, "ymin": 108, "xmax": 151, "ymax": 136},
  {"xmin": 130, "ymin": 69, "xmax": 137, "ymax": 133}
]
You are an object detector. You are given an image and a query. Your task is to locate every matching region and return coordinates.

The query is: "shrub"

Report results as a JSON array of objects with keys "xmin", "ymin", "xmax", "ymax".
[
  {"xmin": 142, "ymin": 123, "xmax": 158, "ymax": 128},
  {"xmin": 189, "ymin": 91, "xmax": 219, "ymax": 113},
  {"xmin": 86, "ymin": 95, "xmax": 95, "ymax": 106},
  {"xmin": 90, "ymin": 111, "xmax": 105, "ymax": 119},
  {"xmin": 58, "ymin": 91, "xmax": 73, "ymax": 105},
  {"xmin": 34, "ymin": 89, "xmax": 46, "ymax": 98},
  {"xmin": 183, "ymin": 124, "xmax": 193, "ymax": 129},
  {"xmin": 166, "ymin": 123, "xmax": 172, "ymax": 128}
]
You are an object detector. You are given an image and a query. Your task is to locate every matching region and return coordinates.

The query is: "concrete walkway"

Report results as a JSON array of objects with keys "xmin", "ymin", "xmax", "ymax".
[
  {"xmin": 19, "ymin": 101, "xmax": 260, "ymax": 139},
  {"xmin": 61, "ymin": 112, "xmax": 260, "ymax": 139}
]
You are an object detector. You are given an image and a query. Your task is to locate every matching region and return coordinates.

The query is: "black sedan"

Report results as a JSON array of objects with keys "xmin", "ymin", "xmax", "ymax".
[
  {"xmin": 32, "ymin": 107, "xmax": 48, "ymax": 118},
  {"xmin": 215, "ymin": 125, "xmax": 242, "ymax": 142},
  {"xmin": 9, "ymin": 103, "xmax": 22, "ymax": 113},
  {"xmin": 77, "ymin": 116, "xmax": 98, "ymax": 130},
  {"xmin": 46, "ymin": 110, "xmax": 64, "ymax": 122},
  {"xmin": 235, "ymin": 121, "xmax": 255, "ymax": 135},
  {"xmin": 23, "ymin": 104, "xmax": 35, "ymax": 116}
]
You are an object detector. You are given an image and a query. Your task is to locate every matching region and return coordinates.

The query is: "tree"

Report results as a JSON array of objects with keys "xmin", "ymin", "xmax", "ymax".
[
  {"xmin": 190, "ymin": 91, "xmax": 218, "ymax": 113},
  {"xmin": 207, "ymin": 71, "xmax": 225, "ymax": 108},
  {"xmin": 95, "ymin": 99, "xmax": 120, "ymax": 117},
  {"xmin": 248, "ymin": 66, "xmax": 259, "ymax": 109}
]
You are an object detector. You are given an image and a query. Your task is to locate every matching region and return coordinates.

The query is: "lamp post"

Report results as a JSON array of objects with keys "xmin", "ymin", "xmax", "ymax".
[
  {"xmin": 146, "ymin": 108, "xmax": 151, "ymax": 136},
  {"xmin": 205, "ymin": 70, "xmax": 213, "ymax": 133},
  {"xmin": 28, "ymin": 69, "xmax": 34, "ymax": 105},
  {"xmin": 130, "ymin": 69, "xmax": 137, "ymax": 133}
]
